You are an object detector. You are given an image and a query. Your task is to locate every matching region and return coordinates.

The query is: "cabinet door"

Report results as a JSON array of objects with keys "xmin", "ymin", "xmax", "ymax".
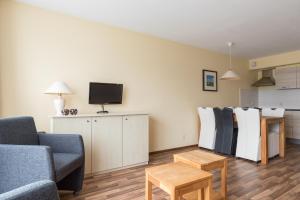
[
  {"xmin": 292, "ymin": 112, "xmax": 300, "ymax": 139},
  {"xmin": 92, "ymin": 116, "xmax": 123, "ymax": 172},
  {"xmin": 51, "ymin": 117, "xmax": 92, "ymax": 174},
  {"xmin": 123, "ymin": 115, "xmax": 149, "ymax": 166},
  {"xmin": 275, "ymin": 66, "xmax": 297, "ymax": 89},
  {"xmin": 297, "ymin": 66, "xmax": 300, "ymax": 88},
  {"xmin": 284, "ymin": 112, "xmax": 293, "ymax": 138}
]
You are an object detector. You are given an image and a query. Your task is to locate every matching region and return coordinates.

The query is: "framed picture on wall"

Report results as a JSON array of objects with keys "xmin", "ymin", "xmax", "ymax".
[{"xmin": 202, "ymin": 70, "xmax": 218, "ymax": 91}]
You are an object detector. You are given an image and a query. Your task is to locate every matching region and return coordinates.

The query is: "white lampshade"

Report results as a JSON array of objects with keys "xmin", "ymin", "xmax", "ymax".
[
  {"xmin": 220, "ymin": 42, "xmax": 240, "ymax": 81},
  {"xmin": 220, "ymin": 70, "xmax": 240, "ymax": 80},
  {"xmin": 45, "ymin": 81, "xmax": 72, "ymax": 95}
]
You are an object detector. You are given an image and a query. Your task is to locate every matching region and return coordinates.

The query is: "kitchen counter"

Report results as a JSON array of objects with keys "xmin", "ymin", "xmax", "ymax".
[{"xmin": 285, "ymin": 109, "xmax": 300, "ymax": 111}]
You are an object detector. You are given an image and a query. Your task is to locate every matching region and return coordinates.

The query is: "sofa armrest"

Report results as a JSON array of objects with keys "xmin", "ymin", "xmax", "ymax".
[
  {"xmin": 0, "ymin": 180, "xmax": 59, "ymax": 200},
  {"xmin": 0, "ymin": 145, "xmax": 55, "ymax": 193},
  {"xmin": 38, "ymin": 133, "xmax": 84, "ymax": 155}
]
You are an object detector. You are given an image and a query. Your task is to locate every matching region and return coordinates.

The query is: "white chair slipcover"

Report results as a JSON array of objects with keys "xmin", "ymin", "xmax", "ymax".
[
  {"xmin": 235, "ymin": 108, "xmax": 277, "ymax": 162},
  {"xmin": 262, "ymin": 108, "xmax": 285, "ymax": 157},
  {"xmin": 198, "ymin": 107, "xmax": 216, "ymax": 150}
]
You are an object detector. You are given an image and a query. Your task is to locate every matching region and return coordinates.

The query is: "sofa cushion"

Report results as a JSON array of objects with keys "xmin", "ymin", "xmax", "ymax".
[
  {"xmin": 53, "ymin": 153, "xmax": 82, "ymax": 181},
  {"xmin": 0, "ymin": 117, "xmax": 39, "ymax": 145}
]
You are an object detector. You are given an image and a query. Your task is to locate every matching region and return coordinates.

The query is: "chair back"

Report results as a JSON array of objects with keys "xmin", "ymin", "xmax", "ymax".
[
  {"xmin": 0, "ymin": 117, "xmax": 39, "ymax": 145},
  {"xmin": 198, "ymin": 107, "xmax": 216, "ymax": 150},
  {"xmin": 214, "ymin": 107, "xmax": 235, "ymax": 155},
  {"xmin": 262, "ymin": 108, "xmax": 285, "ymax": 117},
  {"xmin": 262, "ymin": 108, "xmax": 285, "ymax": 157},
  {"xmin": 235, "ymin": 108, "xmax": 261, "ymax": 161}
]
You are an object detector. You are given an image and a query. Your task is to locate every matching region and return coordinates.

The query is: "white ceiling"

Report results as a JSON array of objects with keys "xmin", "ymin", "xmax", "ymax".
[{"xmin": 16, "ymin": 0, "xmax": 300, "ymax": 59}]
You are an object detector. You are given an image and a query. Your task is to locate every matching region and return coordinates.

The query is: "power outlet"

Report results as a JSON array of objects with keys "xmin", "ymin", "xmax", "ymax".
[{"xmin": 251, "ymin": 61, "xmax": 257, "ymax": 68}]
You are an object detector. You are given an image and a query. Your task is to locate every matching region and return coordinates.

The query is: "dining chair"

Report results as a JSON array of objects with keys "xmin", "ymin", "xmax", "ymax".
[
  {"xmin": 261, "ymin": 108, "xmax": 285, "ymax": 157},
  {"xmin": 235, "ymin": 108, "xmax": 277, "ymax": 162},
  {"xmin": 262, "ymin": 108, "xmax": 285, "ymax": 117},
  {"xmin": 198, "ymin": 107, "xmax": 216, "ymax": 150},
  {"xmin": 213, "ymin": 107, "xmax": 237, "ymax": 155}
]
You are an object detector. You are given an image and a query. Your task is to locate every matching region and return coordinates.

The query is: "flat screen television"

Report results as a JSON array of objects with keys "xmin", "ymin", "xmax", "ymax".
[{"xmin": 89, "ymin": 82, "xmax": 123, "ymax": 113}]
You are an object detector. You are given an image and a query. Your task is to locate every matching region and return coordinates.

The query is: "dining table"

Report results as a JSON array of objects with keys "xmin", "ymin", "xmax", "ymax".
[{"xmin": 260, "ymin": 116, "xmax": 285, "ymax": 165}]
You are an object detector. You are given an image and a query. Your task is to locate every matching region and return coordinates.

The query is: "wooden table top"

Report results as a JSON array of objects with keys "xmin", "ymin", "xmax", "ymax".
[
  {"xmin": 174, "ymin": 150, "xmax": 227, "ymax": 168},
  {"xmin": 233, "ymin": 114, "xmax": 284, "ymax": 123},
  {"xmin": 145, "ymin": 162, "xmax": 212, "ymax": 190},
  {"xmin": 261, "ymin": 116, "xmax": 285, "ymax": 124},
  {"xmin": 261, "ymin": 116, "xmax": 284, "ymax": 120}
]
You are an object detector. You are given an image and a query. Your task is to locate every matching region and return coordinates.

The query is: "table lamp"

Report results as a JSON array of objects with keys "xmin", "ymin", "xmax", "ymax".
[{"xmin": 45, "ymin": 81, "xmax": 72, "ymax": 116}]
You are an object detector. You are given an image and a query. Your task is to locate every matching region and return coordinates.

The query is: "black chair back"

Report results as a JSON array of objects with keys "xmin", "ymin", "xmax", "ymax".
[{"xmin": 213, "ymin": 108, "xmax": 237, "ymax": 155}]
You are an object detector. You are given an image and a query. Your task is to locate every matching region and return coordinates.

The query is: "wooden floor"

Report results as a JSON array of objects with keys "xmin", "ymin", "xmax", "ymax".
[{"xmin": 60, "ymin": 144, "xmax": 300, "ymax": 200}]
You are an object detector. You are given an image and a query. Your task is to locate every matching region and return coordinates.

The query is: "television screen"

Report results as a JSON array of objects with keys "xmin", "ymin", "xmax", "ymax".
[{"xmin": 89, "ymin": 82, "xmax": 123, "ymax": 105}]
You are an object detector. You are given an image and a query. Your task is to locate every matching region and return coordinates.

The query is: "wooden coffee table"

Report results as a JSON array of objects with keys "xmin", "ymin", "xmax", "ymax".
[
  {"xmin": 145, "ymin": 162, "xmax": 213, "ymax": 200},
  {"xmin": 174, "ymin": 150, "xmax": 227, "ymax": 200}
]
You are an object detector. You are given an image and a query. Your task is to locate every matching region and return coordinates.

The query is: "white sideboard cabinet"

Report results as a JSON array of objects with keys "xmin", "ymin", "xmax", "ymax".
[
  {"xmin": 122, "ymin": 115, "xmax": 149, "ymax": 166},
  {"xmin": 50, "ymin": 113, "xmax": 149, "ymax": 175},
  {"xmin": 92, "ymin": 116, "xmax": 123, "ymax": 172}
]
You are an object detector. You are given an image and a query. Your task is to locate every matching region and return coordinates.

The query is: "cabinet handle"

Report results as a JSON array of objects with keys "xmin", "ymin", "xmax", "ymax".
[
  {"xmin": 94, "ymin": 119, "xmax": 97, "ymax": 122},
  {"xmin": 87, "ymin": 120, "xmax": 90, "ymax": 123},
  {"xmin": 125, "ymin": 118, "xmax": 128, "ymax": 120}
]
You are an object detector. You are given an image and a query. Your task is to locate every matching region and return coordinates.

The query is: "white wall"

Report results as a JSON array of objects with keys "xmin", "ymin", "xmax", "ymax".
[
  {"xmin": 239, "ymin": 88, "xmax": 258, "ymax": 107},
  {"xmin": 0, "ymin": 0, "xmax": 256, "ymax": 152},
  {"xmin": 258, "ymin": 87, "xmax": 300, "ymax": 109}
]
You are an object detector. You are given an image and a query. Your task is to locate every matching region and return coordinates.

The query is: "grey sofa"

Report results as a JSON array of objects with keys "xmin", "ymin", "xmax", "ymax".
[
  {"xmin": 0, "ymin": 116, "xmax": 85, "ymax": 196},
  {"xmin": 0, "ymin": 180, "xmax": 59, "ymax": 200}
]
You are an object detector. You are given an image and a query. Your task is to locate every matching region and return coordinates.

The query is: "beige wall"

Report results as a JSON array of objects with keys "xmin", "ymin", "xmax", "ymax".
[
  {"xmin": 0, "ymin": 0, "xmax": 256, "ymax": 152},
  {"xmin": 249, "ymin": 50, "xmax": 300, "ymax": 70}
]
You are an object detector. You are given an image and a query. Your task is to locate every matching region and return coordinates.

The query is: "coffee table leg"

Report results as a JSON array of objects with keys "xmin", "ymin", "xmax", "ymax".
[
  {"xmin": 145, "ymin": 175, "xmax": 152, "ymax": 200},
  {"xmin": 198, "ymin": 189, "xmax": 204, "ymax": 200},
  {"xmin": 204, "ymin": 178, "xmax": 212, "ymax": 200},
  {"xmin": 170, "ymin": 191, "xmax": 179, "ymax": 200},
  {"xmin": 221, "ymin": 160, "xmax": 227, "ymax": 200}
]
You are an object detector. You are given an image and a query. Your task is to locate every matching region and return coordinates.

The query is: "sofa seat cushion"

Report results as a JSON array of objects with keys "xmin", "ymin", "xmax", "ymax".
[{"xmin": 53, "ymin": 153, "xmax": 82, "ymax": 181}]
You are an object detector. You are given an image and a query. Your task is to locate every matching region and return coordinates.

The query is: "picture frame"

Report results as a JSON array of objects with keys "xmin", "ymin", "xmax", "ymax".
[{"xmin": 202, "ymin": 70, "xmax": 218, "ymax": 91}]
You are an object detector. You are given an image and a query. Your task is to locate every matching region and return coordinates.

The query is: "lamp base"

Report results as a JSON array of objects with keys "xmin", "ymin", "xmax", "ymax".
[{"xmin": 54, "ymin": 96, "xmax": 64, "ymax": 116}]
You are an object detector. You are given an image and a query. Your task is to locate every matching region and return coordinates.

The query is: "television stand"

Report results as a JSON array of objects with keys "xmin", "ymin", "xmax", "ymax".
[{"xmin": 97, "ymin": 105, "xmax": 109, "ymax": 114}]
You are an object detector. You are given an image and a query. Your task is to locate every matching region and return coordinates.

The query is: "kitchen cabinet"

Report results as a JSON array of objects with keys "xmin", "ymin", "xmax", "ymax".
[
  {"xmin": 275, "ymin": 64, "xmax": 300, "ymax": 90},
  {"xmin": 284, "ymin": 111, "xmax": 300, "ymax": 139},
  {"xmin": 284, "ymin": 112, "xmax": 293, "ymax": 138},
  {"xmin": 275, "ymin": 66, "xmax": 297, "ymax": 89},
  {"xmin": 297, "ymin": 66, "xmax": 300, "ymax": 88}
]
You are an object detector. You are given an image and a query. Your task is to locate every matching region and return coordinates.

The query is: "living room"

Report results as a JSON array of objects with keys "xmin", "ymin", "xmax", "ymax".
[{"xmin": 0, "ymin": 0, "xmax": 300, "ymax": 200}]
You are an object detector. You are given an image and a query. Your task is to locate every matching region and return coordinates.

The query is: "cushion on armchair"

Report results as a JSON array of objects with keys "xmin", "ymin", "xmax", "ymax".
[
  {"xmin": 0, "ymin": 117, "xmax": 39, "ymax": 145},
  {"xmin": 53, "ymin": 153, "xmax": 83, "ymax": 181},
  {"xmin": 0, "ymin": 116, "xmax": 85, "ymax": 194},
  {"xmin": 0, "ymin": 180, "xmax": 59, "ymax": 200}
]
